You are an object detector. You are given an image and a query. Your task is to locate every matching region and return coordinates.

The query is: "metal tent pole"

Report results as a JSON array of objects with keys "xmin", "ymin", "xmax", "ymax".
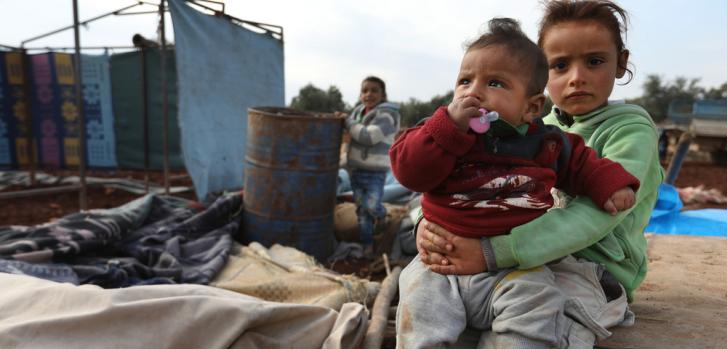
[
  {"xmin": 72, "ymin": 0, "xmax": 88, "ymax": 210},
  {"xmin": 140, "ymin": 46, "xmax": 150, "ymax": 193},
  {"xmin": 159, "ymin": 0, "xmax": 170, "ymax": 195},
  {"xmin": 21, "ymin": 3, "xmax": 142, "ymax": 47},
  {"xmin": 132, "ymin": 34, "xmax": 157, "ymax": 193},
  {"xmin": 20, "ymin": 48, "xmax": 37, "ymax": 186},
  {"xmin": 24, "ymin": 45, "xmax": 138, "ymax": 51}
]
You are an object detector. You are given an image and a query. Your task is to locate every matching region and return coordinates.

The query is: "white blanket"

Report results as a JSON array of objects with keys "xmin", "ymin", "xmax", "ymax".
[{"xmin": 0, "ymin": 273, "xmax": 367, "ymax": 349}]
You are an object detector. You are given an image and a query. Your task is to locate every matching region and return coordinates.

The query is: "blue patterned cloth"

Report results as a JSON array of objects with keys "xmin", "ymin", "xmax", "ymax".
[{"xmin": 81, "ymin": 53, "xmax": 117, "ymax": 167}]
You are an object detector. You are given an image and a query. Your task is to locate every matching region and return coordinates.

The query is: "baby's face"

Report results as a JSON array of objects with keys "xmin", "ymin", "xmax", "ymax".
[{"xmin": 454, "ymin": 45, "xmax": 536, "ymax": 126}]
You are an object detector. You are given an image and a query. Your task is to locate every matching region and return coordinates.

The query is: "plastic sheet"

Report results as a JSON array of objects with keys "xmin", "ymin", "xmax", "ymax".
[
  {"xmin": 646, "ymin": 183, "xmax": 727, "ymax": 237},
  {"xmin": 169, "ymin": 0, "xmax": 285, "ymax": 200}
]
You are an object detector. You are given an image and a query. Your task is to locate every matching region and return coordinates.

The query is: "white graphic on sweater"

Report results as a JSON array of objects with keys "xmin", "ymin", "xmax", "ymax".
[{"xmin": 450, "ymin": 175, "xmax": 550, "ymax": 210}]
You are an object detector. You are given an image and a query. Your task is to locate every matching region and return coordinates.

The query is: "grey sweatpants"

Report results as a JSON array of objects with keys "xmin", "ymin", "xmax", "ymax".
[{"xmin": 396, "ymin": 255, "xmax": 632, "ymax": 349}]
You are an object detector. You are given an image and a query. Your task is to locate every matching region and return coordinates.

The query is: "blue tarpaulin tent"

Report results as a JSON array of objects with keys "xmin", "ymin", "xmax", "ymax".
[
  {"xmin": 169, "ymin": 0, "xmax": 285, "ymax": 200},
  {"xmin": 646, "ymin": 183, "xmax": 727, "ymax": 237}
]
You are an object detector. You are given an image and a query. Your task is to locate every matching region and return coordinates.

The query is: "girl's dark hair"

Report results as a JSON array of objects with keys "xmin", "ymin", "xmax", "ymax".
[
  {"xmin": 362, "ymin": 76, "xmax": 387, "ymax": 101},
  {"xmin": 538, "ymin": 0, "xmax": 633, "ymax": 83},
  {"xmin": 466, "ymin": 18, "xmax": 548, "ymax": 96}
]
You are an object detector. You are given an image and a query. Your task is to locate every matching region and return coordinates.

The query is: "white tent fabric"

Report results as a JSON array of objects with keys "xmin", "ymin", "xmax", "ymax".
[{"xmin": 0, "ymin": 273, "xmax": 367, "ymax": 349}]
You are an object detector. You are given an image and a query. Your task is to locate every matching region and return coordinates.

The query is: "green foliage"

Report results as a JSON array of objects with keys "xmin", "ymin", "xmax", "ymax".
[
  {"xmin": 626, "ymin": 75, "xmax": 703, "ymax": 122},
  {"xmin": 703, "ymin": 82, "xmax": 727, "ymax": 100},
  {"xmin": 625, "ymin": 75, "xmax": 727, "ymax": 122},
  {"xmin": 289, "ymin": 77, "xmax": 727, "ymax": 126},
  {"xmin": 289, "ymin": 83, "xmax": 348, "ymax": 113},
  {"xmin": 399, "ymin": 90, "xmax": 454, "ymax": 127}
]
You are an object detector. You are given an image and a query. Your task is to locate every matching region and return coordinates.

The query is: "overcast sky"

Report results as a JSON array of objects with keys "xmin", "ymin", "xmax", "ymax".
[{"xmin": 1, "ymin": 0, "xmax": 726, "ymax": 106}]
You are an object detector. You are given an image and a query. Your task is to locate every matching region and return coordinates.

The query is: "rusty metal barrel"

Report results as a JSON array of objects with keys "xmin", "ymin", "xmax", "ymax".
[{"xmin": 241, "ymin": 107, "xmax": 342, "ymax": 261}]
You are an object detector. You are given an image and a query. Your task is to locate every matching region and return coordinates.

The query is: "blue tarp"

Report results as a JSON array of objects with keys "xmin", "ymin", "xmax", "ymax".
[
  {"xmin": 169, "ymin": 0, "xmax": 285, "ymax": 200},
  {"xmin": 646, "ymin": 183, "xmax": 727, "ymax": 237}
]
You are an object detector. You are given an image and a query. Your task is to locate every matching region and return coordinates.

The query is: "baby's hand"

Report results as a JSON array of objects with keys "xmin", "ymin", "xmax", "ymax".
[
  {"xmin": 447, "ymin": 96, "xmax": 481, "ymax": 132},
  {"xmin": 603, "ymin": 187, "xmax": 635, "ymax": 215}
]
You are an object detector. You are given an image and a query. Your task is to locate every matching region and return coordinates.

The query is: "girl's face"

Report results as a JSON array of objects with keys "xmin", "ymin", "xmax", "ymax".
[
  {"xmin": 541, "ymin": 20, "xmax": 628, "ymax": 115},
  {"xmin": 360, "ymin": 80, "xmax": 384, "ymax": 110}
]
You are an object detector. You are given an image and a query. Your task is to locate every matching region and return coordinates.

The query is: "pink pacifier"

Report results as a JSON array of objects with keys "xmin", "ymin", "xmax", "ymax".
[{"xmin": 469, "ymin": 108, "xmax": 499, "ymax": 134}]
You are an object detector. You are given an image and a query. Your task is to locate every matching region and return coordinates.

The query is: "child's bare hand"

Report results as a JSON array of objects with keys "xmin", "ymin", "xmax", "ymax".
[
  {"xmin": 603, "ymin": 187, "xmax": 635, "ymax": 215},
  {"xmin": 447, "ymin": 96, "xmax": 481, "ymax": 132},
  {"xmin": 336, "ymin": 111, "xmax": 357, "ymax": 130}
]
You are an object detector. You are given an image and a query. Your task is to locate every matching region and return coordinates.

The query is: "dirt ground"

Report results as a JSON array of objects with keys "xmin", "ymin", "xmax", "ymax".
[
  {"xmin": 598, "ymin": 234, "xmax": 727, "ymax": 349},
  {"xmin": 0, "ymin": 169, "xmax": 197, "ymax": 226}
]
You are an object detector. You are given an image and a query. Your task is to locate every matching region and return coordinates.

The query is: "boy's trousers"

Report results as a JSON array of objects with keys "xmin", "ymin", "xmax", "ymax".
[
  {"xmin": 350, "ymin": 169, "xmax": 387, "ymax": 246},
  {"xmin": 396, "ymin": 255, "xmax": 632, "ymax": 349}
]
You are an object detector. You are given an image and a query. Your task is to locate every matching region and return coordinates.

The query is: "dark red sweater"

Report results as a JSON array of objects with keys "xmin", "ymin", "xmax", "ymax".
[{"xmin": 389, "ymin": 107, "xmax": 640, "ymax": 238}]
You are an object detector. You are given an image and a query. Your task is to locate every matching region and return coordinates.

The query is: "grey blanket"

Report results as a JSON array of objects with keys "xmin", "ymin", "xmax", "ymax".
[{"xmin": 0, "ymin": 193, "xmax": 242, "ymax": 287}]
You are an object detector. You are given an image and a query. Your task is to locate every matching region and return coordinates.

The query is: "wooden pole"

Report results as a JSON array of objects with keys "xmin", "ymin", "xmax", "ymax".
[{"xmin": 364, "ymin": 266, "xmax": 401, "ymax": 349}]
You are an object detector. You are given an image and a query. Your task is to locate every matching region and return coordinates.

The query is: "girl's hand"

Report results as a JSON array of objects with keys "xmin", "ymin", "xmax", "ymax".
[
  {"xmin": 417, "ymin": 218, "xmax": 489, "ymax": 275},
  {"xmin": 446, "ymin": 96, "xmax": 481, "ymax": 132}
]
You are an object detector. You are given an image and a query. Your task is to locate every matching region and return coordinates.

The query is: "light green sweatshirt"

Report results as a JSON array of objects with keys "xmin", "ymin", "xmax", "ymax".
[{"xmin": 488, "ymin": 103, "xmax": 665, "ymax": 302}]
